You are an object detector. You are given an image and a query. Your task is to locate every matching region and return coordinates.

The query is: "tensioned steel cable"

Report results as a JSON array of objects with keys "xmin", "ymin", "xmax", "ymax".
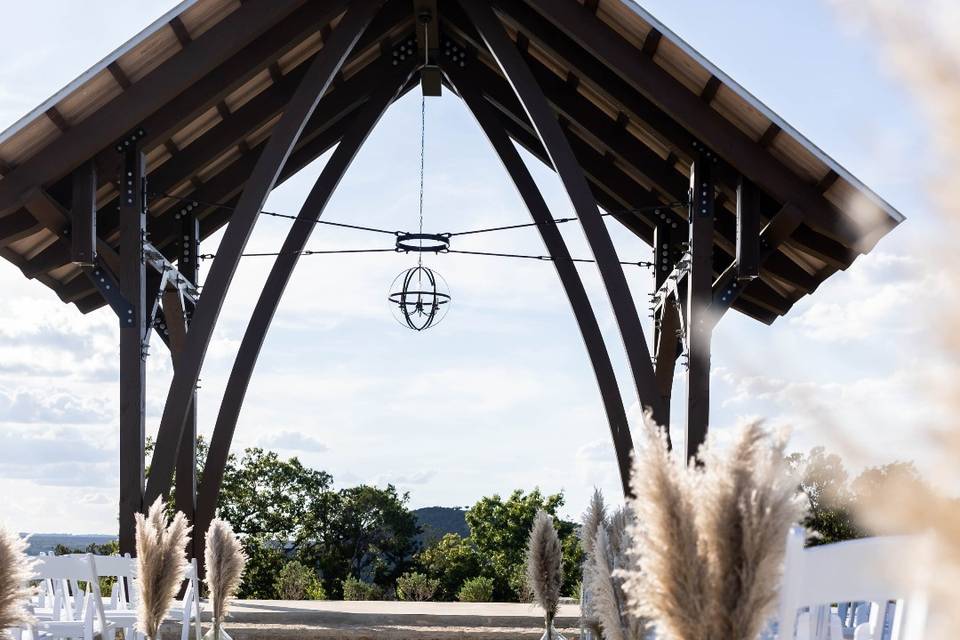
[
  {"xmin": 198, "ymin": 247, "xmax": 653, "ymax": 267},
  {"xmin": 155, "ymin": 191, "xmax": 686, "ymax": 239}
]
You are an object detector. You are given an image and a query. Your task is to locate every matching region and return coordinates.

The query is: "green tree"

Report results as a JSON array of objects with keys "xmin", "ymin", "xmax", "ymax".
[
  {"xmin": 416, "ymin": 533, "xmax": 481, "ymax": 601},
  {"xmin": 465, "ymin": 489, "xmax": 579, "ymax": 601},
  {"xmin": 218, "ymin": 448, "xmax": 333, "ymax": 540},
  {"xmin": 297, "ymin": 484, "xmax": 421, "ymax": 598},
  {"xmin": 788, "ymin": 447, "xmax": 863, "ymax": 545},
  {"xmin": 237, "ymin": 535, "xmax": 287, "ymax": 599}
]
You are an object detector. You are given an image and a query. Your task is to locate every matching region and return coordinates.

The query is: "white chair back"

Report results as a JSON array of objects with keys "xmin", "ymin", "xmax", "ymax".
[
  {"xmin": 31, "ymin": 553, "xmax": 109, "ymax": 635},
  {"xmin": 93, "ymin": 553, "xmax": 137, "ymax": 609},
  {"xmin": 778, "ymin": 527, "xmax": 929, "ymax": 640}
]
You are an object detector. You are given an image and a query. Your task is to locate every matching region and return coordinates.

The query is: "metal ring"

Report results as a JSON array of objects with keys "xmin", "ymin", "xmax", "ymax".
[{"xmin": 395, "ymin": 232, "xmax": 450, "ymax": 253}]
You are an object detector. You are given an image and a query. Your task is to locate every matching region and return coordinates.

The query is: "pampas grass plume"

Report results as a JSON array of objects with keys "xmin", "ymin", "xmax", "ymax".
[
  {"xmin": 526, "ymin": 510, "xmax": 563, "ymax": 632},
  {"xmin": 621, "ymin": 415, "xmax": 707, "ymax": 640},
  {"xmin": 0, "ymin": 525, "xmax": 35, "ymax": 632},
  {"xmin": 205, "ymin": 518, "xmax": 247, "ymax": 628},
  {"xmin": 580, "ymin": 489, "xmax": 607, "ymax": 637},
  {"xmin": 698, "ymin": 422, "xmax": 805, "ymax": 640},
  {"xmin": 135, "ymin": 497, "xmax": 192, "ymax": 640}
]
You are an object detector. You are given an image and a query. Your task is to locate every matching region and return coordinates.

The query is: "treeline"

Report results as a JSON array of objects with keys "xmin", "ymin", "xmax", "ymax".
[
  {"xmin": 176, "ymin": 443, "xmax": 582, "ymax": 601},
  {"xmin": 65, "ymin": 441, "xmax": 920, "ymax": 602}
]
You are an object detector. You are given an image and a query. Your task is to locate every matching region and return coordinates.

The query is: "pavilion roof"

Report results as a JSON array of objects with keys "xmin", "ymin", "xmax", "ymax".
[{"xmin": 0, "ymin": 0, "xmax": 903, "ymax": 323}]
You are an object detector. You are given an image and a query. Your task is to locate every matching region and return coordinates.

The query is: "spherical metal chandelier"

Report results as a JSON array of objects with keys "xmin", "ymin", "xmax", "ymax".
[{"xmin": 388, "ymin": 264, "xmax": 451, "ymax": 331}]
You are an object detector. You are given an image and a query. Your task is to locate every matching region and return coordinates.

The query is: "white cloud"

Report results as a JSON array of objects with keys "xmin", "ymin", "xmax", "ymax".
[
  {"xmin": 257, "ymin": 430, "xmax": 329, "ymax": 453},
  {"xmin": 789, "ymin": 252, "xmax": 949, "ymax": 343}
]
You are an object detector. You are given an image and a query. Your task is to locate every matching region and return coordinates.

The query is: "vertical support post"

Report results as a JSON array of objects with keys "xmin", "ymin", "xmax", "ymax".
[
  {"xmin": 685, "ymin": 155, "xmax": 714, "ymax": 461},
  {"xmin": 70, "ymin": 161, "xmax": 97, "ymax": 266},
  {"xmin": 175, "ymin": 212, "xmax": 199, "ymax": 553},
  {"xmin": 118, "ymin": 147, "xmax": 147, "ymax": 555},
  {"xmin": 736, "ymin": 175, "xmax": 760, "ymax": 281}
]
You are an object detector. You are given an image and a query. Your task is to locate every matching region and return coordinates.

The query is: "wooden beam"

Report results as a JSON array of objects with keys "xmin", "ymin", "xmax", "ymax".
[
  {"xmin": 70, "ymin": 162, "xmax": 97, "ymax": 266},
  {"xmin": 0, "ymin": 0, "xmax": 320, "ymax": 214},
  {"xmin": 459, "ymin": 50, "xmax": 795, "ymax": 317},
  {"xmin": 457, "ymin": 0, "xmax": 666, "ymax": 425},
  {"xmin": 736, "ymin": 176, "xmax": 760, "ymax": 280},
  {"xmin": 118, "ymin": 147, "xmax": 147, "ymax": 556},
  {"xmin": 712, "ymin": 203, "xmax": 804, "ymax": 323},
  {"xmin": 0, "ymin": 210, "xmax": 43, "ymax": 248},
  {"xmin": 513, "ymin": 0, "xmax": 863, "ymax": 247},
  {"xmin": 145, "ymin": 0, "xmax": 385, "ymax": 506},
  {"xmin": 447, "ymin": 57, "xmax": 637, "ymax": 496},
  {"xmin": 685, "ymin": 156, "xmax": 714, "ymax": 459}
]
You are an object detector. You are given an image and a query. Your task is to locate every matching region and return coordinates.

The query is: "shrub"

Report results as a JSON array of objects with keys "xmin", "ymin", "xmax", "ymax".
[
  {"xmin": 416, "ymin": 533, "xmax": 481, "ymax": 601},
  {"xmin": 275, "ymin": 560, "xmax": 326, "ymax": 600},
  {"xmin": 342, "ymin": 576, "xmax": 384, "ymax": 601},
  {"xmin": 396, "ymin": 572, "xmax": 439, "ymax": 602},
  {"xmin": 457, "ymin": 576, "xmax": 494, "ymax": 602}
]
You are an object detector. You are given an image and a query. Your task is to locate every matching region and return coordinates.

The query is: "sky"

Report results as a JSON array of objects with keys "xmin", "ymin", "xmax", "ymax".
[{"xmin": 0, "ymin": 1, "xmax": 949, "ymax": 534}]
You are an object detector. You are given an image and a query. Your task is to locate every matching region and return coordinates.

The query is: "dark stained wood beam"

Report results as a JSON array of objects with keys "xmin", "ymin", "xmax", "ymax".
[
  {"xmin": 70, "ymin": 162, "xmax": 97, "ymax": 266},
  {"xmin": 25, "ymin": 29, "xmax": 409, "ymax": 283},
  {"xmin": 106, "ymin": 61, "xmax": 132, "ymax": 90},
  {"xmin": 145, "ymin": 0, "xmax": 385, "ymax": 505},
  {"xmin": 700, "ymin": 75, "xmax": 721, "ymax": 104},
  {"xmin": 736, "ymin": 176, "xmax": 760, "ymax": 280},
  {"xmin": 0, "ymin": 0, "xmax": 327, "ymax": 214},
  {"xmin": 118, "ymin": 147, "xmax": 147, "ymax": 555},
  {"xmin": 458, "ymin": 0, "xmax": 667, "ymax": 425},
  {"xmin": 641, "ymin": 28, "xmax": 661, "ymax": 56},
  {"xmin": 464, "ymin": 59, "xmax": 794, "ymax": 320},
  {"xmin": 685, "ymin": 156, "xmax": 714, "ymax": 459},
  {"xmin": 0, "ymin": 210, "xmax": 43, "ymax": 248},
  {"xmin": 512, "ymin": 0, "xmax": 863, "ymax": 248},
  {"xmin": 454, "ymin": 45, "xmax": 795, "ymax": 316}
]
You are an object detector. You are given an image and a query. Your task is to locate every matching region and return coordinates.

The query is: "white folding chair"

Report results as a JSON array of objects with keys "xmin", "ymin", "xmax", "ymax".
[
  {"xmin": 94, "ymin": 553, "xmax": 141, "ymax": 639},
  {"xmin": 165, "ymin": 558, "xmax": 202, "ymax": 640},
  {"xmin": 777, "ymin": 527, "xmax": 929, "ymax": 640},
  {"xmin": 27, "ymin": 553, "xmax": 113, "ymax": 640}
]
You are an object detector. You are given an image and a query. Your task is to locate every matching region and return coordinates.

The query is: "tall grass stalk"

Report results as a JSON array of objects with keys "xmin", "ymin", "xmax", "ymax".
[
  {"xmin": 135, "ymin": 497, "xmax": 192, "ymax": 640},
  {"xmin": 204, "ymin": 518, "xmax": 247, "ymax": 640},
  {"xmin": 0, "ymin": 525, "xmax": 35, "ymax": 636},
  {"xmin": 526, "ymin": 510, "xmax": 563, "ymax": 639}
]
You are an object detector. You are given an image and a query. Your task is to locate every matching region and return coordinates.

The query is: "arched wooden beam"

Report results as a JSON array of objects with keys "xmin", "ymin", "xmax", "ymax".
[
  {"xmin": 191, "ymin": 60, "xmax": 415, "ymax": 547},
  {"xmin": 447, "ymin": 64, "xmax": 635, "ymax": 496},
  {"xmin": 144, "ymin": 0, "xmax": 387, "ymax": 505},
  {"xmin": 454, "ymin": 0, "xmax": 666, "ymax": 427}
]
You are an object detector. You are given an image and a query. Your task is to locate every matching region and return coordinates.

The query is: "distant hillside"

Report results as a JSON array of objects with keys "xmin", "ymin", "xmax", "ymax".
[
  {"xmin": 26, "ymin": 507, "xmax": 468, "ymax": 554},
  {"xmin": 24, "ymin": 533, "xmax": 116, "ymax": 555},
  {"xmin": 413, "ymin": 506, "xmax": 469, "ymax": 545}
]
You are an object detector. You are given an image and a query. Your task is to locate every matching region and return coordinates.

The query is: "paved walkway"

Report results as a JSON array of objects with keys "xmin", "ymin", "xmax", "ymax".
[{"xmin": 163, "ymin": 600, "xmax": 581, "ymax": 639}]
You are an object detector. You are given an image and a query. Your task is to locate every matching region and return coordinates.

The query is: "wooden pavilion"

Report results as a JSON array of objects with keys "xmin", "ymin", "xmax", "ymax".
[{"xmin": 0, "ymin": 0, "xmax": 902, "ymax": 556}]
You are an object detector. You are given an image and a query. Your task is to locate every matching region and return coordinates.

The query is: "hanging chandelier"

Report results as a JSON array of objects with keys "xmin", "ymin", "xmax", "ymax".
[{"xmin": 387, "ymin": 83, "xmax": 451, "ymax": 331}]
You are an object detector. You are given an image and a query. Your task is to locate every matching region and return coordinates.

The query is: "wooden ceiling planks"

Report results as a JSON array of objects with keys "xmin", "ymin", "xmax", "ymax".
[{"xmin": 0, "ymin": 0, "xmax": 902, "ymax": 325}]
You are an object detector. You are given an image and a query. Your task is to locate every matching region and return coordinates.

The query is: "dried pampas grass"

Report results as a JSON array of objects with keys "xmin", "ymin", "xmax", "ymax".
[
  {"xmin": 579, "ymin": 489, "xmax": 607, "ymax": 637},
  {"xmin": 621, "ymin": 418, "xmax": 707, "ymax": 640},
  {"xmin": 698, "ymin": 422, "xmax": 806, "ymax": 640},
  {"xmin": 135, "ymin": 497, "xmax": 192, "ymax": 640},
  {"xmin": 823, "ymin": 3, "xmax": 960, "ymax": 637},
  {"xmin": 585, "ymin": 505, "xmax": 648, "ymax": 640},
  {"xmin": 621, "ymin": 415, "xmax": 803, "ymax": 640},
  {"xmin": 0, "ymin": 525, "xmax": 35, "ymax": 632},
  {"xmin": 526, "ymin": 510, "xmax": 562, "ymax": 636},
  {"xmin": 205, "ymin": 518, "xmax": 247, "ymax": 633}
]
